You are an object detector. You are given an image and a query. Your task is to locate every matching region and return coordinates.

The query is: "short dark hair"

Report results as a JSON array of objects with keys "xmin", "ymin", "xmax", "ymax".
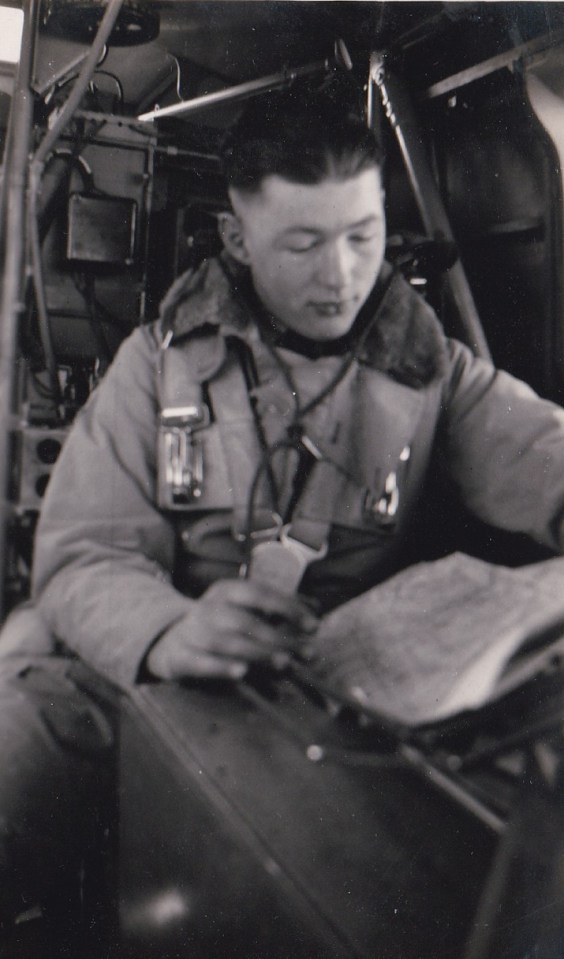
[{"xmin": 220, "ymin": 85, "xmax": 382, "ymax": 192}]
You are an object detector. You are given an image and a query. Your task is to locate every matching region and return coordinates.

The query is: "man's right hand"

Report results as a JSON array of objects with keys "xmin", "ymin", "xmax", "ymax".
[{"xmin": 145, "ymin": 578, "xmax": 319, "ymax": 682}]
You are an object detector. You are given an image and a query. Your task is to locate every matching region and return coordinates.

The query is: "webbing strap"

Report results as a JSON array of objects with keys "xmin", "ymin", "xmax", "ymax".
[
  {"xmin": 157, "ymin": 343, "xmax": 211, "ymax": 510},
  {"xmin": 288, "ymin": 461, "xmax": 343, "ymax": 550},
  {"xmin": 158, "ymin": 338, "xmax": 207, "ymax": 411},
  {"xmin": 206, "ymin": 350, "xmax": 278, "ymax": 539}
]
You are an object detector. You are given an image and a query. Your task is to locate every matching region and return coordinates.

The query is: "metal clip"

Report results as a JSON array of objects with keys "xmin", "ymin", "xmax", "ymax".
[
  {"xmin": 158, "ymin": 404, "xmax": 210, "ymax": 508},
  {"xmin": 234, "ymin": 513, "xmax": 283, "ymax": 545},
  {"xmin": 244, "ymin": 524, "xmax": 328, "ymax": 594},
  {"xmin": 376, "ymin": 470, "xmax": 399, "ymax": 518},
  {"xmin": 364, "ymin": 470, "xmax": 399, "ymax": 525},
  {"xmin": 280, "ymin": 524, "xmax": 328, "ymax": 564},
  {"xmin": 364, "ymin": 447, "xmax": 410, "ymax": 525}
]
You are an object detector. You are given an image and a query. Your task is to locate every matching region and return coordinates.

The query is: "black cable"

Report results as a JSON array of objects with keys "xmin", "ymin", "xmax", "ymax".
[
  {"xmin": 71, "ymin": 273, "xmax": 129, "ymax": 332},
  {"xmin": 28, "ymin": 180, "xmax": 63, "ymax": 411},
  {"xmin": 74, "ymin": 274, "xmax": 113, "ymax": 364},
  {"xmin": 230, "ymin": 337, "xmax": 280, "ymax": 516},
  {"xmin": 241, "ymin": 437, "xmax": 298, "ymax": 571},
  {"xmin": 29, "ymin": 368, "xmax": 57, "ymax": 400}
]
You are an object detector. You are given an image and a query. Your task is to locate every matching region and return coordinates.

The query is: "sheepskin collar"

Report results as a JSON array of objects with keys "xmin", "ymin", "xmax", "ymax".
[{"xmin": 158, "ymin": 252, "xmax": 448, "ymax": 389}]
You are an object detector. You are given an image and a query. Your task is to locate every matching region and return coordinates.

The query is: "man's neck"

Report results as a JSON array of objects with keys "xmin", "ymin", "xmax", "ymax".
[{"xmin": 242, "ymin": 273, "xmax": 383, "ymax": 359}]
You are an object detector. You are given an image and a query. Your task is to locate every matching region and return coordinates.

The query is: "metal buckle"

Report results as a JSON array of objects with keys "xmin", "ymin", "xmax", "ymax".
[
  {"xmin": 159, "ymin": 405, "xmax": 210, "ymax": 507},
  {"xmin": 244, "ymin": 524, "xmax": 328, "ymax": 594},
  {"xmin": 364, "ymin": 447, "xmax": 410, "ymax": 525},
  {"xmin": 234, "ymin": 512, "xmax": 284, "ymax": 544},
  {"xmin": 364, "ymin": 470, "xmax": 399, "ymax": 524},
  {"xmin": 376, "ymin": 470, "xmax": 399, "ymax": 518},
  {"xmin": 280, "ymin": 524, "xmax": 328, "ymax": 564}
]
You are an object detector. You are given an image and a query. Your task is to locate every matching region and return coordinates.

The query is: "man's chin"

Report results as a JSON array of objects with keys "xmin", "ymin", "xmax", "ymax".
[{"xmin": 304, "ymin": 311, "xmax": 358, "ymax": 341}]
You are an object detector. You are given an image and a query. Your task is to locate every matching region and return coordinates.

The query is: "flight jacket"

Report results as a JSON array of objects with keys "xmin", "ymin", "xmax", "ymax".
[{"xmin": 27, "ymin": 255, "xmax": 564, "ymax": 688}]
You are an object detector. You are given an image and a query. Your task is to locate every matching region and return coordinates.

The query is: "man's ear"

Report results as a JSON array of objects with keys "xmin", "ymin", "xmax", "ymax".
[{"xmin": 218, "ymin": 211, "xmax": 251, "ymax": 265}]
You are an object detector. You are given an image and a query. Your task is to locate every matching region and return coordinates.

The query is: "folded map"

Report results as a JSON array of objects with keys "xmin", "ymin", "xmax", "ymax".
[{"xmin": 304, "ymin": 552, "xmax": 564, "ymax": 727}]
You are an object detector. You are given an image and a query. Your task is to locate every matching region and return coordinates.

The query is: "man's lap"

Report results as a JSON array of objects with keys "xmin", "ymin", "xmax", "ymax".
[{"xmin": 0, "ymin": 605, "xmax": 119, "ymax": 921}]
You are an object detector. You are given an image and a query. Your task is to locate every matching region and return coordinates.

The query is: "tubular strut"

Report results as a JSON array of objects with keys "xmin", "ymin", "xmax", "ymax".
[
  {"xmin": 0, "ymin": 0, "xmax": 41, "ymax": 624},
  {"xmin": 371, "ymin": 53, "xmax": 492, "ymax": 361},
  {"xmin": 0, "ymin": 0, "xmax": 127, "ymax": 623}
]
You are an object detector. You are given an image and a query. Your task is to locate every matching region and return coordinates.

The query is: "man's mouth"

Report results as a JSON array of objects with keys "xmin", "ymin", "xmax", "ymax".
[{"xmin": 309, "ymin": 301, "xmax": 352, "ymax": 317}]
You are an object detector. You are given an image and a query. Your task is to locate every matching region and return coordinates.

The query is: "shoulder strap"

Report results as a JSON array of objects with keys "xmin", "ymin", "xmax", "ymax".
[
  {"xmin": 156, "ymin": 340, "xmax": 214, "ymax": 510},
  {"xmin": 156, "ymin": 331, "xmax": 278, "ymax": 533},
  {"xmin": 206, "ymin": 343, "xmax": 279, "ymax": 539}
]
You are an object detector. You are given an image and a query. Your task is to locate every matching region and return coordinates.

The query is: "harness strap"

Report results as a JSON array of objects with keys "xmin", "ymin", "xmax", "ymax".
[
  {"xmin": 206, "ymin": 349, "xmax": 279, "ymax": 538},
  {"xmin": 156, "ymin": 340, "xmax": 213, "ymax": 509},
  {"xmin": 157, "ymin": 331, "xmax": 392, "ymax": 592}
]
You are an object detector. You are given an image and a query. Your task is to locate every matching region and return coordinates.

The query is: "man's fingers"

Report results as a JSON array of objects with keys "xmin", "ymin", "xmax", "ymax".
[
  {"xmin": 188, "ymin": 610, "xmax": 309, "ymax": 664},
  {"xmin": 179, "ymin": 650, "xmax": 248, "ymax": 680},
  {"xmin": 206, "ymin": 579, "xmax": 319, "ymax": 633},
  {"xmin": 150, "ymin": 641, "xmax": 248, "ymax": 681},
  {"xmin": 146, "ymin": 577, "xmax": 320, "ymax": 682}
]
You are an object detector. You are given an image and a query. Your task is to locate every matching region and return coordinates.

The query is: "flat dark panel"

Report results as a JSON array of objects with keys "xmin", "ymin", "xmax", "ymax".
[
  {"xmin": 66, "ymin": 193, "xmax": 137, "ymax": 265},
  {"xmin": 117, "ymin": 681, "xmax": 495, "ymax": 959}
]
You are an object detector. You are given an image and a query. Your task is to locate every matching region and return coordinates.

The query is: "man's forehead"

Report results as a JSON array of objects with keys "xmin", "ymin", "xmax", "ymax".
[{"xmin": 229, "ymin": 168, "xmax": 383, "ymax": 221}]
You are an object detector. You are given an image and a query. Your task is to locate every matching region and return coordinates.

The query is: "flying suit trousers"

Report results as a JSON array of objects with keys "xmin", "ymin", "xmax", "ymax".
[{"xmin": 0, "ymin": 604, "xmax": 119, "ymax": 926}]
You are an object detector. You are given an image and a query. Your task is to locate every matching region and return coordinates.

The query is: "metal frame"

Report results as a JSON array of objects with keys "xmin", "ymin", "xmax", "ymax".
[
  {"xmin": 370, "ymin": 52, "xmax": 492, "ymax": 360},
  {"xmin": 0, "ymin": 0, "xmax": 127, "ymax": 622},
  {"xmin": 0, "ymin": 0, "xmax": 41, "ymax": 623}
]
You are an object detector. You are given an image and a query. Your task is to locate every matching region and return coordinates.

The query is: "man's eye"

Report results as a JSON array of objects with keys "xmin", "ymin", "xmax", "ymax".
[
  {"xmin": 350, "ymin": 234, "xmax": 377, "ymax": 245},
  {"xmin": 286, "ymin": 241, "xmax": 317, "ymax": 253}
]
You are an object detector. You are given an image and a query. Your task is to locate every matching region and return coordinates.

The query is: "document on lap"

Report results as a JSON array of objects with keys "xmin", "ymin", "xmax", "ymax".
[{"xmin": 302, "ymin": 552, "xmax": 564, "ymax": 727}]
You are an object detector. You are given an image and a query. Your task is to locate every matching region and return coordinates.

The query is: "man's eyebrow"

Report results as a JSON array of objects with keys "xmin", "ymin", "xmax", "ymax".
[{"xmin": 278, "ymin": 215, "xmax": 382, "ymax": 237}]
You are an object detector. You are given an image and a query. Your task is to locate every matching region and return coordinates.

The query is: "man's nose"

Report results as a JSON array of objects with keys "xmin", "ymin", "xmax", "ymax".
[{"xmin": 316, "ymin": 240, "xmax": 354, "ymax": 291}]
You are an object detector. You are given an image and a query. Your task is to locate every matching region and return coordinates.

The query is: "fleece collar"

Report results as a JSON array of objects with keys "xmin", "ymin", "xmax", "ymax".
[{"xmin": 158, "ymin": 253, "xmax": 448, "ymax": 389}]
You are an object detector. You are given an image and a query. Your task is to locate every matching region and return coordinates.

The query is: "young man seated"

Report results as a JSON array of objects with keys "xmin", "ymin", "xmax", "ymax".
[{"xmin": 1, "ymin": 85, "xmax": 564, "ymax": 935}]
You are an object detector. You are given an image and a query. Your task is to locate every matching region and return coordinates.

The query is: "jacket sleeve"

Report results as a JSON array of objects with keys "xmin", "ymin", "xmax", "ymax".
[
  {"xmin": 441, "ymin": 339, "xmax": 564, "ymax": 552},
  {"xmin": 32, "ymin": 326, "xmax": 195, "ymax": 688}
]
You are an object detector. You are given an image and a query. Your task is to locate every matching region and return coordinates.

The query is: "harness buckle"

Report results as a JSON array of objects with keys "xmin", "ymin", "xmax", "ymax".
[
  {"xmin": 280, "ymin": 524, "xmax": 328, "ymax": 564},
  {"xmin": 244, "ymin": 524, "xmax": 328, "ymax": 594},
  {"xmin": 364, "ymin": 470, "xmax": 400, "ymax": 526},
  {"xmin": 158, "ymin": 405, "xmax": 210, "ymax": 508},
  {"xmin": 234, "ymin": 513, "xmax": 284, "ymax": 544}
]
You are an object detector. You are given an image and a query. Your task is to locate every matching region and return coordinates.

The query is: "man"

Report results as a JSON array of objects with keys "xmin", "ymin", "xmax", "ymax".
[{"xmin": 1, "ymin": 86, "xmax": 564, "ymax": 937}]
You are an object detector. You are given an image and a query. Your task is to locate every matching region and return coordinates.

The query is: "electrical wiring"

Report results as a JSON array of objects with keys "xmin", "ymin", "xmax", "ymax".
[
  {"xmin": 27, "ymin": 176, "xmax": 63, "ymax": 411},
  {"xmin": 29, "ymin": 368, "xmax": 58, "ymax": 401},
  {"xmin": 50, "ymin": 149, "xmax": 96, "ymax": 191},
  {"xmin": 71, "ymin": 274, "xmax": 130, "ymax": 332},
  {"xmin": 72, "ymin": 274, "xmax": 113, "ymax": 364},
  {"xmin": 171, "ymin": 54, "xmax": 184, "ymax": 103}
]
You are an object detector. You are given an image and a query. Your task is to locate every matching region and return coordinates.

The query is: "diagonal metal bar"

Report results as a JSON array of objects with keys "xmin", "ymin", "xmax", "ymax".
[{"xmin": 372, "ymin": 54, "xmax": 491, "ymax": 360}]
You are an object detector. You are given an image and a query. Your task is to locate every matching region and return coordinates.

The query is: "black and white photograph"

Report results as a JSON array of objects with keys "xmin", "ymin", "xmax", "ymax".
[{"xmin": 0, "ymin": 2, "xmax": 563, "ymax": 957}]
